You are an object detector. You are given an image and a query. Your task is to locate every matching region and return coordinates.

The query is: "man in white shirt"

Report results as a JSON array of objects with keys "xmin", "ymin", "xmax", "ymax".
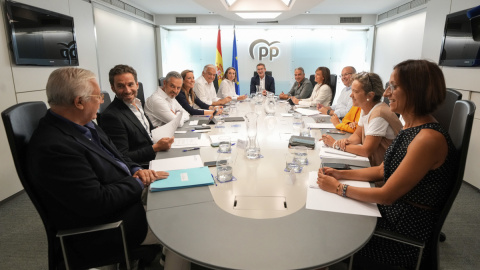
[
  {"xmin": 145, "ymin": 71, "xmax": 189, "ymax": 127},
  {"xmin": 318, "ymin": 66, "xmax": 356, "ymax": 118},
  {"xmin": 193, "ymin": 64, "xmax": 231, "ymax": 106}
]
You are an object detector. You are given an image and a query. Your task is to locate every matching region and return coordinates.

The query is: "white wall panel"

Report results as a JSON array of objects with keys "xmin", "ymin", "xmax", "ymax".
[
  {"xmin": 93, "ymin": 6, "xmax": 157, "ymax": 99},
  {"xmin": 373, "ymin": 12, "xmax": 426, "ymax": 84}
]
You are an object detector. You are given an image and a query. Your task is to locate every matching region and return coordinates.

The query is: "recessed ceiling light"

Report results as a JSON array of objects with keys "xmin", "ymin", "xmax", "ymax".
[
  {"xmin": 281, "ymin": 0, "xmax": 292, "ymax": 6},
  {"xmin": 225, "ymin": 0, "xmax": 237, "ymax": 6},
  {"xmin": 209, "ymin": 11, "xmax": 215, "ymax": 14},
  {"xmin": 236, "ymin": 12, "xmax": 282, "ymax": 19},
  {"xmin": 305, "ymin": 11, "xmax": 310, "ymax": 14}
]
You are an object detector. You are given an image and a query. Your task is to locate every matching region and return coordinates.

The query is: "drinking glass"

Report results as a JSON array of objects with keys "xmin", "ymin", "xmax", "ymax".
[
  {"xmin": 293, "ymin": 146, "xmax": 308, "ymax": 165},
  {"xmin": 285, "ymin": 152, "xmax": 301, "ymax": 173},
  {"xmin": 219, "ymin": 136, "xmax": 231, "ymax": 153},
  {"xmin": 217, "ymin": 154, "xmax": 233, "ymax": 182}
]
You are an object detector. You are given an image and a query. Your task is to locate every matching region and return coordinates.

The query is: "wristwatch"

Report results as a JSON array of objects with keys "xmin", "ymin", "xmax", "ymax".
[
  {"xmin": 327, "ymin": 109, "xmax": 331, "ymax": 116},
  {"xmin": 334, "ymin": 144, "xmax": 340, "ymax": 150}
]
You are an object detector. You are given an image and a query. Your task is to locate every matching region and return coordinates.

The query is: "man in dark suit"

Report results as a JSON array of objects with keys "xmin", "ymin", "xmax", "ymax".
[
  {"xmin": 99, "ymin": 65, "xmax": 173, "ymax": 165},
  {"xmin": 27, "ymin": 67, "xmax": 168, "ymax": 261},
  {"xmin": 249, "ymin": 63, "xmax": 275, "ymax": 95}
]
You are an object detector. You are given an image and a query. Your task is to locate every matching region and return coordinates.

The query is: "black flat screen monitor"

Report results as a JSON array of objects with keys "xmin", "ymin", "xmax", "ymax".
[
  {"xmin": 439, "ymin": 7, "xmax": 480, "ymax": 67},
  {"xmin": 4, "ymin": 0, "xmax": 79, "ymax": 66}
]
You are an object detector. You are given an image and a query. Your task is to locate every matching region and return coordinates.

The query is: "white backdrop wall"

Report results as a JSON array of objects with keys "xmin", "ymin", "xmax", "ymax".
[
  {"xmin": 93, "ymin": 5, "xmax": 158, "ymax": 98},
  {"xmin": 160, "ymin": 26, "xmax": 374, "ymax": 100},
  {"xmin": 372, "ymin": 11, "xmax": 427, "ymax": 84}
]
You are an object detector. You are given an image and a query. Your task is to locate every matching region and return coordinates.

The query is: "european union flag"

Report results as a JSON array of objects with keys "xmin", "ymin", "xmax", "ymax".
[{"xmin": 232, "ymin": 30, "xmax": 240, "ymax": 95}]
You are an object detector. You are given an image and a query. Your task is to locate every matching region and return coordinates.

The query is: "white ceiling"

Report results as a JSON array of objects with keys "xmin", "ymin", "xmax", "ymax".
[{"xmin": 124, "ymin": 0, "xmax": 412, "ymax": 21}]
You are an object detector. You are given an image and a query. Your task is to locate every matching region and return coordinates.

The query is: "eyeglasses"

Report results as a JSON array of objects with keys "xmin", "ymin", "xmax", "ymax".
[
  {"xmin": 89, "ymin": 93, "xmax": 105, "ymax": 100},
  {"xmin": 339, "ymin": 73, "xmax": 353, "ymax": 78},
  {"xmin": 385, "ymin": 83, "xmax": 398, "ymax": 92}
]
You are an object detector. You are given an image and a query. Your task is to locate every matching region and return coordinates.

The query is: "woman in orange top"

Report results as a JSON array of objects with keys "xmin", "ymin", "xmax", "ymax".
[{"xmin": 330, "ymin": 106, "xmax": 361, "ymax": 133}]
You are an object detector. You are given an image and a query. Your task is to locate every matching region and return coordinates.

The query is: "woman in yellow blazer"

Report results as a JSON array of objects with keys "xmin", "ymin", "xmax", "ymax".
[{"xmin": 330, "ymin": 106, "xmax": 362, "ymax": 133}]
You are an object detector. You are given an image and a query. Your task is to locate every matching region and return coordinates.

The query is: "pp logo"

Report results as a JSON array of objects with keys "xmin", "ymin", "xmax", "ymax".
[{"xmin": 249, "ymin": 39, "xmax": 280, "ymax": 61}]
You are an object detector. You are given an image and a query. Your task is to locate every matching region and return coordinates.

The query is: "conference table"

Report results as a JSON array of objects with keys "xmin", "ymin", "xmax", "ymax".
[{"xmin": 146, "ymin": 100, "xmax": 377, "ymax": 269}]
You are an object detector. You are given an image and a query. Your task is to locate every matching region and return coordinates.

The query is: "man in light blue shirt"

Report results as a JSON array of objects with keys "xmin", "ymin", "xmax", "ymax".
[{"xmin": 318, "ymin": 66, "xmax": 356, "ymax": 118}]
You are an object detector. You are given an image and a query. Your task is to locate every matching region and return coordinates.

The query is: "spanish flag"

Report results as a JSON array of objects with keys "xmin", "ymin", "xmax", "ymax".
[{"xmin": 215, "ymin": 28, "xmax": 224, "ymax": 85}]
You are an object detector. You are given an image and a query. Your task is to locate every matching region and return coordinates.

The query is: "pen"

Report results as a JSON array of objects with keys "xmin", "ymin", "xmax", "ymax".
[
  {"xmin": 182, "ymin": 147, "xmax": 200, "ymax": 152},
  {"xmin": 319, "ymin": 157, "xmax": 324, "ymax": 175}
]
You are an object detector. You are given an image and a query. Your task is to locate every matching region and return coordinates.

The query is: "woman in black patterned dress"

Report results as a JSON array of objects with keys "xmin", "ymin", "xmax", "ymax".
[{"xmin": 316, "ymin": 59, "xmax": 456, "ymax": 269}]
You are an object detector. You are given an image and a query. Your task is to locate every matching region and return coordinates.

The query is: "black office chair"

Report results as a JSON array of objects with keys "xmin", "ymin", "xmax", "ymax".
[
  {"xmin": 2, "ymin": 102, "xmax": 159, "ymax": 270},
  {"xmin": 137, "ymin": 82, "xmax": 146, "ymax": 108},
  {"xmin": 158, "ymin": 77, "xmax": 166, "ymax": 87},
  {"xmin": 370, "ymin": 100, "xmax": 476, "ymax": 270},
  {"xmin": 253, "ymin": 71, "xmax": 273, "ymax": 77},
  {"xmin": 213, "ymin": 74, "xmax": 219, "ymax": 93},
  {"xmin": 432, "ymin": 88, "xmax": 462, "ymax": 131},
  {"xmin": 96, "ymin": 91, "xmax": 111, "ymax": 126}
]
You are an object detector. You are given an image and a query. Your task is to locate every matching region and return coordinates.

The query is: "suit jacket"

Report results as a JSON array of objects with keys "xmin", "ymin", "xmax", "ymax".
[
  {"xmin": 99, "ymin": 97, "xmax": 155, "ymax": 164},
  {"xmin": 250, "ymin": 74, "xmax": 275, "ymax": 94},
  {"xmin": 27, "ymin": 111, "xmax": 147, "ymax": 252}
]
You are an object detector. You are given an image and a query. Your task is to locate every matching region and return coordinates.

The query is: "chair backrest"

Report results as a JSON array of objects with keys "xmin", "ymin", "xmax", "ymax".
[
  {"xmin": 213, "ymin": 74, "xmax": 219, "ymax": 92},
  {"xmin": 159, "ymin": 77, "xmax": 166, "ymax": 86},
  {"xmin": 98, "ymin": 91, "xmax": 111, "ymax": 114},
  {"xmin": 1, "ymin": 102, "xmax": 59, "ymax": 270},
  {"xmin": 427, "ymin": 100, "xmax": 475, "ymax": 269},
  {"xmin": 431, "ymin": 88, "xmax": 462, "ymax": 131},
  {"xmin": 137, "ymin": 82, "xmax": 146, "ymax": 108},
  {"xmin": 253, "ymin": 71, "xmax": 273, "ymax": 78},
  {"xmin": 309, "ymin": 74, "xmax": 337, "ymax": 105}
]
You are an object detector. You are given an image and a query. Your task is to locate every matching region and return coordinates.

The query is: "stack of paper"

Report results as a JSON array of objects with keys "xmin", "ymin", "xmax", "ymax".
[
  {"xmin": 171, "ymin": 136, "xmax": 210, "ymax": 148},
  {"xmin": 294, "ymin": 108, "xmax": 320, "ymax": 116},
  {"xmin": 306, "ymin": 172, "xmax": 381, "ymax": 217},
  {"xmin": 306, "ymin": 122, "xmax": 335, "ymax": 129},
  {"xmin": 151, "ymin": 112, "xmax": 183, "ymax": 142},
  {"xmin": 318, "ymin": 141, "xmax": 370, "ymax": 167},
  {"xmin": 149, "ymin": 155, "xmax": 214, "ymax": 192}
]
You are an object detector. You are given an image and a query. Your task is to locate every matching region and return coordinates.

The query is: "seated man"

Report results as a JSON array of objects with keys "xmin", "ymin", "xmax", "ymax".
[
  {"xmin": 279, "ymin": 67, "xmax": 313, "ymax": 100},
  {"xmin": 99, "ymin": 64, "xmax": 173, "ymax": 165},
  {"xmin": 27, "ymin": 67, "xmax": 168, "ymax": 264},
  {"xmin": 318, "ymin": 66, "xmax": 356, "ymax": 118},
  {"xmin": 193, "ymin": 64, "xmax": 231, "ymax": 106},
  {"xmin": 250, "ymin": 63, "xmax": 275, "ymax": 95},
  {"xmin": 145, "ymin": 71, "xmax": 189, "ymax": 128}
]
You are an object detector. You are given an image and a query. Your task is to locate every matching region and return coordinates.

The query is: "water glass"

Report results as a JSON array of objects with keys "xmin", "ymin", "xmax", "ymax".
[
  {"xmin": 293, "ymin": 146, "xmax": 308, "ymax": 165},
  {"xmin": 285, "ymin": 152, "xmax": 301, "ymax": 173},
  {"xmin": 219, "ymin": 136, "xmax": 231, "ymax": 153},
  {"xmin": 216, "ymin": 157, "xmax": 233, "ymax": 182}
]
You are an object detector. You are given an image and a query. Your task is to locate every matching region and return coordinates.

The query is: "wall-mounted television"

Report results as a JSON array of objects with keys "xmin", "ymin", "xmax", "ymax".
[
  {"xmin": 439, "ymin": 7, "xmax": 480, "ymax": 67},
  {"xmin": 4, "ymin": 0, "xmax": 79, "ymax": 66}
]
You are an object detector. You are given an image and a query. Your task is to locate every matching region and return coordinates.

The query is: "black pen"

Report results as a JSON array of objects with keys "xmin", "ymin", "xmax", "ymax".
[{"xmin": 182, "ymin": 147, "xmax": 200, "ymax": 152}]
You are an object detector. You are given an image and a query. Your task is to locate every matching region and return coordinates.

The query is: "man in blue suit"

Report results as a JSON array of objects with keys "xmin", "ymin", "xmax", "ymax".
[
  {"xmin": 28, "ymin": 67, "xmax": 168, "ymax": 262},
  {"xmin": 249, "ymin": 63, "xmax": 275, "ymax": 95}
]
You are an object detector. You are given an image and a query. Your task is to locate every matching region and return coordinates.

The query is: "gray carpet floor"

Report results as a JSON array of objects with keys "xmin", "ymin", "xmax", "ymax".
[{"xmin": 1, "ymin": 182, "xmax": 479, "ymax": 270}]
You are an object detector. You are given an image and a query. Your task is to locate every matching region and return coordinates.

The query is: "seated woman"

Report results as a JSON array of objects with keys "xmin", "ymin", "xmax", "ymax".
[
  {"xmin": 321, "ymin": 72, "xmax": 402, "ymax": 166},
  {"xmin": 317, "ymin": 59, "xmax": 455, "ymax": 269},
  {"xmin": 217, "ymin": 67, "xmax": 247, "ymax": 101},
  {"xmin": 291, "ymin": 66, "xmax": 332, "ymax": 107},
  {"xmin": 176, "ymin": 69, "xmax": 221, "ymax": 116},
  {"xmin": 330, "ymin": 106, "xmax": 361, "ymax": 133}
]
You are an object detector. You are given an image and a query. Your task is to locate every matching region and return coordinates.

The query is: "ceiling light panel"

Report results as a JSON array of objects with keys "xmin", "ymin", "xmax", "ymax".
[
  {"xmin": 225, "ymin": 0, "xmax": 237, "ymax": 6},
  {"xmin": 236, "ymin": 12, "xmax": 282, "ymax": 19}
]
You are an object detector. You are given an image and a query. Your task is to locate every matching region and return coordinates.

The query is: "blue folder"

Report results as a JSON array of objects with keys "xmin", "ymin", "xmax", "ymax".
[{"xmin": 150, "ymin": 166, "xmax": 214, "ymax": 192}]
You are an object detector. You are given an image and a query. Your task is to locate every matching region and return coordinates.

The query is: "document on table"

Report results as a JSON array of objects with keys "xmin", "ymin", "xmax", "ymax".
[
  {"xmin": 151, "ymin": 111, "xmax": 183, "ymax": 142},
  {"xmin": 149, "ymin": 166, "xmax": 214, "ymax": 192},
  {"xmin": 208, "ymin": 134, "xmax": 241, "ymax": 144},
  {"xmin": 318, "ymin": 141, "xmax": 370, "ymax": 167},
  {"xmin": 306, "ymin": 122, "xmax": 335, "ymax": 129},
  {"xmin": 171, "ymin": 136, "xmax": 210, "ymax": 148},
  {"xmin": 149, "ymin": 155, "xmax": 204, "ymax": 171},
  {"xmin": 295, "ymin": 108, "xmax": 320, "ymax": 116},
  {"xmin": 306, "ymin": 172, "xmax": 381, "ymax": 217}
]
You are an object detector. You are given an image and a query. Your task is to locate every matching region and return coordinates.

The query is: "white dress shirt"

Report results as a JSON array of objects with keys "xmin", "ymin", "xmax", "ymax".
[
  {"xmin": 193, "ymin": 75, "xmax": 219, "ymax": 105},
  {"xmin": 298, "ymin": 83, "xmax": 332, "ymax": 107},
  {"xmin": 144, "ymin": 87, "xmax": 189, "ymax": 128},
  {"xmin": 217, "ymin": 80, "xmax": 237, "ymax": 99},
  {"xmin": 123, "ymin": 97, "xmax": 153, "ymax": 141},
  {"xmin": 331, "ymin": 86, "xmax": 353, "ymax": 118}
]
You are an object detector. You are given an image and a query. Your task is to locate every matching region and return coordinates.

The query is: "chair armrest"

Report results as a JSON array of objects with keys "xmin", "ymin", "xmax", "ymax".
[
  {"xmin": 56, "ymin": 220, "xmax": 123, "ymax": 238},
  {"xmin": 373, "ymin": 228, "xmax": 425, "ymax": 249}
]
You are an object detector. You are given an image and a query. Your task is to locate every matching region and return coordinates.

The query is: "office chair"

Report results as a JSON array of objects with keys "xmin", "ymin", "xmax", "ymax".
[
  {"xmin": 159, "ymin": 77, "xmax": 166, "ymax": 87},
  {"xmin": 96, "ymin": 91, "xmax": 111, "ymax": 126},
  {"xmin": 213, "ymin": 74, "xmax": 219, "ymax": 93},
  {"xmin": 432, "ymin": 88, "xmax": 462, "ymax": 131},
  {"xmin": 370, "ymin": 100, "xmax": 476, "ymax": 270},
  {"xmin": 2, "ymin": 102, "xmax": 159, "ymax": 270},
  {"xmin": 137, "ymin": 82, "xmax": 146, "ymax": 108}
]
